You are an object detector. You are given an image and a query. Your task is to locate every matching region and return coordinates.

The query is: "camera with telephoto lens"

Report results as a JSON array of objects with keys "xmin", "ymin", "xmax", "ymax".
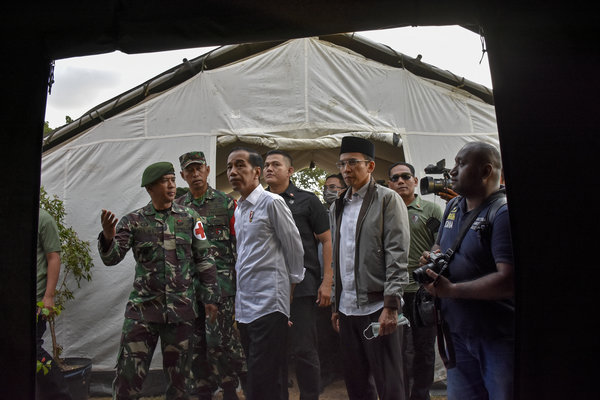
[
  {"xmin": 412, "ymin": 251, "xmax": 449, "ymax": 284},
  {"xmin": 420, "ymin": 159, "xmax": 453, "ymax": 195}
]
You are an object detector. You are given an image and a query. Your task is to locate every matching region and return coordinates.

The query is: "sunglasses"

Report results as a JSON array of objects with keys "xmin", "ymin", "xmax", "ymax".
[{"xmin": 389, "ymin": 173, "xmax": 413, "ymax": 182}]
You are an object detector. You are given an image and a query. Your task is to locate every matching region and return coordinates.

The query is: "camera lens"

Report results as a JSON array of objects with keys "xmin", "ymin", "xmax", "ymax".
[
  {"xmin": 412, "ymin": 263, "xmax": 434, "ymax": 284},
  {"xmin": 420, "ymin": 177, "xmax": 452, "ymax": 195},
  {"xmin": 420, "ymin": 177, "xmax": 435, "ymax": 195}
]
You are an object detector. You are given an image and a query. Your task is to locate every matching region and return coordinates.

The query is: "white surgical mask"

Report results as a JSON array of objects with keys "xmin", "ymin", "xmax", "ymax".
[
  {"xmin": 323, "ymin": 189, "xmax": 339, "ymax": 205},
  {"xmin": 363, "ymin": 314, "xmax": 410, "ymax": 340}
]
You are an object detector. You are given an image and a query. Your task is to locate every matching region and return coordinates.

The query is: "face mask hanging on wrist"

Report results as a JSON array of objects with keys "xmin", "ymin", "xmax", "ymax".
[{"xmin": 363, "ymin": 314, "xmax": 411, "ymax": 340}]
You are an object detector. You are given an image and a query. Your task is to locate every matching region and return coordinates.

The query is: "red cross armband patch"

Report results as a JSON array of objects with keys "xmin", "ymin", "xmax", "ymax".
[{"xmin": 194, "ymin": 219, "xmax": 207, "ymax": 240}]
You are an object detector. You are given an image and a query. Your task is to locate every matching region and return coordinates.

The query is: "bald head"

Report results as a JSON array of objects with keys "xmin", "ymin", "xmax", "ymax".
[
  {"xmin": 451, "ymin": 142, "xmax": 503, "ymax": 199},
  {"xmin": 462, "ymin": 141, "xmax": 502, "ymax": 169}
]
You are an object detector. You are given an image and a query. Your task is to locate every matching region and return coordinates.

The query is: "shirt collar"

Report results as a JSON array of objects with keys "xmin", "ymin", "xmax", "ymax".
[
  {"xmin": 190, "ymin": 185, "xmax": 215, "ymax": 204},
  {"xmin": 406, "ymin": 194, "xmax": 422, "ymax": 210},
  {"xmin": 242, "ymin": 184, "xmax": 264, "ymax": 206},
  {"xmin": 143, "ymin": 202, "xmax": 175, "ymax": 215},
  {"xmin": 280, "ymin": 180, "xmax": 298, "ymax": 198},
  {"xmin": 204, "ymin": 186, "xmax": 215, "ymax": 200},
  {"xmin": 266, "ymin": 180, "xmax": 297, "ymax": 196},
  {"xmin": 344, "ymin": 179, "xmax": 370, "ymax": 202}
]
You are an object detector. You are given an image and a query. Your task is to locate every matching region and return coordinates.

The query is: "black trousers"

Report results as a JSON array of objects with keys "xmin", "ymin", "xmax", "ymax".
[
  {"xmin": 287, "ymin": 296, "xmax": 320, "ymax": 400},
  {"xmin": 316, "ymin": 302, "xmax": 343, "ymax": 385},
  {"xmin": 339, "ymin": 310, "xmax": 406, "ymax": 400},
  {"xmin": 238, "ymin": 312, "xmax": 288, "ymax": 400},
  {"xmin": 36, "ymin": 319, "xmax": 72, "ymax": 400},
  {"xmin": 403, "ymin": 292, "xmax": 437, "ymax": 400}
]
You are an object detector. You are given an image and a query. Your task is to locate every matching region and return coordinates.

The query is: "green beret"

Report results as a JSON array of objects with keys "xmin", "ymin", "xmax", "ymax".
[
  {"xmin": 141, "ymin": 162, "xmax": 175, "ymax": 187},
  {"xmin": 179, "ymin": 151, "xmax": 207, "ymax": 169}
]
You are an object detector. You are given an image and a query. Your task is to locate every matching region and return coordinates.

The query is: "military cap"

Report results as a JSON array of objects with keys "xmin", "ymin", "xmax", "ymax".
[
  {"xmin": 340, "ymin": 136, "xmax": 375, "ymax": 158},
  {"xmin": 179, "ymin": 151, "xmax": 207, "ymax": 170},
  {"xmin": 141, "ymin": 162, "xmax": 175, "ymax": 187}
]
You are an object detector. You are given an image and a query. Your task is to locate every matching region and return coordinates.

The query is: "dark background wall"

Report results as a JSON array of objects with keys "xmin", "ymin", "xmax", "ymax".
[{"xmin": 1, "ymin": 1, "xmax": 597, "ymax": 399}]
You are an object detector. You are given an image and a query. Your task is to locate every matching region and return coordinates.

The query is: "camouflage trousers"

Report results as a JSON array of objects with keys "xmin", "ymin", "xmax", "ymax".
[
  {"xmin": 113, "ymin": 317, "xmax": 194, "ymax": 400},
  {"xmin": 190, "ymin": 296, "xmax": 247, "ymax": 395}
]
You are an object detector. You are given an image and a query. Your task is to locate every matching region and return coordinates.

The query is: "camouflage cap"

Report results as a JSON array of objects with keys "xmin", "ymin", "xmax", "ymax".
[
  {"xmin": 141, "ymin": 162, "xmax": 175, "ymax": 187},
  {"xmin": 179, "ymin": 151, "xmax": 207, "ymax": 170}
]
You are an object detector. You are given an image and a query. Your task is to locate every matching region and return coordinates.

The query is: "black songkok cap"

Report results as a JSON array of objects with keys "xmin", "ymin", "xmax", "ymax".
[{"xmin": 339, "ymin": 136, "xmax": 375, "ymax": 158}]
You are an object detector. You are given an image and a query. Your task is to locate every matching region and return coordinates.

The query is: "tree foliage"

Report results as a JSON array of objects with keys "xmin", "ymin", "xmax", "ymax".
[
  {"xmin": 43, "ymin": 121, "xmax": 53, "ymax": 135},
  {"xmin": 40, "ymin": 187, "xmax": 94, "ymax": 307},
  {"xmin": 43, "ymin": 115, "xmax": 72, "ymax": 135},
  {"xmin": 293, "ymin": 165, "xmax": 328, "ymax": 202},
  {"xmin": 39, "ymin": 187, "xmax": 94, "ymax": 365}
]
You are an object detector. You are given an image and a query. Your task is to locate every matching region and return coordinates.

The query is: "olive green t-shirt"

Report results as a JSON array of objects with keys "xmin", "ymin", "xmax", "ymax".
[
  {"xmin": 37, "ymin": 208, "xmax": 61, "ymax": 302},
  {"xmin": 405, "ymin": 195, "xmax": 443, "ymax": 293}
]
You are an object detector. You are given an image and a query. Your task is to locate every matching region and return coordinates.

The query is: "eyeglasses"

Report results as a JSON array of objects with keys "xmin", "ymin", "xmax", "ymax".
[
  {"xmin": 389, "ymin": 173, "xmax": 413, "ymax": 182},
  {"xmin": 335, "ymin": 159, "xmax": 370, "ymax": 169},
  {"xmin": 323, "ymin": 184, "xmax": 344, "ymax": 190}
]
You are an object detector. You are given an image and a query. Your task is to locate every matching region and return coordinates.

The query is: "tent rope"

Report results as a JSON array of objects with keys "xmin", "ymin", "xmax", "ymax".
[
  {"xmin": 200, "ymin": 46, "xmax": 221, "ymax": 73},
  {"xmin": 478, "ymin": 25, "xmax": 487, "ymax": 65},
  {"xmin": 47, "ymin": 60, "xmax": 55, "ymax": 95}
]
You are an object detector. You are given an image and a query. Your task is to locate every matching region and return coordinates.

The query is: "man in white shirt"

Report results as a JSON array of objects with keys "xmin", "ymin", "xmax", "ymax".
[
  {"xmin": 226, "ymin": 147, "xmax": 305, "ymax": 400},
  {"xmin": 330, "ymin": 136, "xmax": 410, "ymax": 400}
]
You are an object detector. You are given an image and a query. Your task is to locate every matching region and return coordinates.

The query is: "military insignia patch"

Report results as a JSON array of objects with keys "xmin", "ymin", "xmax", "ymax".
[{"xmin": 194, "ymin": 220, "xmax": 207, "ymax": 240}]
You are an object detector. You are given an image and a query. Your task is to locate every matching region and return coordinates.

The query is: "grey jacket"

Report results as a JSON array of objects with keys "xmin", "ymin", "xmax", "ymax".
[{"xmin": 330, "ymin": 178, "xmax": 409, "ymax": 312}]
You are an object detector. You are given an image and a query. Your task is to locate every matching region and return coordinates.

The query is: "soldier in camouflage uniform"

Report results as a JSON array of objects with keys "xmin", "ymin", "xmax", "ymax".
[
  {"xmin": 175, "ymin": 151, "xmax": 246, "ymax": 400},
  {"xmin": 98, "ymin": 161, "xmax": 220, "ymax": 400}
]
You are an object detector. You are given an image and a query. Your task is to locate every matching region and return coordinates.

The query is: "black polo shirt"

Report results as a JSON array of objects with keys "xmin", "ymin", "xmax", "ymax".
[{"xmin": 269, "ymin": 181, "xmax": 330, "ymax": 298}]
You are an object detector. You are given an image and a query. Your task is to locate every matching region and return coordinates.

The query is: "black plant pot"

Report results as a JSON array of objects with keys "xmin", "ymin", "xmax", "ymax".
[{"xmin": 61, "ymin": 358, "xmax": 92, "ymax": 400}]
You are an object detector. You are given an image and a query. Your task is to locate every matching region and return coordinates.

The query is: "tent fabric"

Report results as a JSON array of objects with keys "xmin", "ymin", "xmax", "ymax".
[
  {"xmin": 40, "ymin": 36, "xmax": 497, "ymax": 370},
  {"xmin": 401, "ymin": 132, "xmax": 500, "ymax": 178}
]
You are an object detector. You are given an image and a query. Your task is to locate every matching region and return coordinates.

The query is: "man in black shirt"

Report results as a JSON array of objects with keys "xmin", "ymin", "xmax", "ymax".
[{"xmin": 264, "ymin": 150, "xmax": 333, "ymax": 400}]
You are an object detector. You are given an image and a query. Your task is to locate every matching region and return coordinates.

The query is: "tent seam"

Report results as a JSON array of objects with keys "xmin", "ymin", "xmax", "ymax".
[{"xmin": 304, "ymin": 39, "xmax": 309, "ymax": 124}]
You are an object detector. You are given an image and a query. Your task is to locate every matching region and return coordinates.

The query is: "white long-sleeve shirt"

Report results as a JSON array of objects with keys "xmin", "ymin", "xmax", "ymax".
[
  {"xmin": 234, "ymin": 184, "xmax": 305, "ymax": 324},
  {"xmin": 338, "ymin": 181, "xmax": 384, "ymax": 316}
]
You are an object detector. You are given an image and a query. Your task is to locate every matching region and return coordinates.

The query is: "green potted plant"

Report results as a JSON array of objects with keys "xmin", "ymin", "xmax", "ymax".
[{"xmin": 38, "ymin": 186, "xmax": 94, "ymax": 399}]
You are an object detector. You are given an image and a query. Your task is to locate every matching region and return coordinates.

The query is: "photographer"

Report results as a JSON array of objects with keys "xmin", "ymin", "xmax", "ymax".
[
  {"xmin": 388, "ymin": 162, "xmax": 442, "ymax": 400},
  {"xmin": 420, "ymin": 142, "xmax": 514, "ymax": 400}
]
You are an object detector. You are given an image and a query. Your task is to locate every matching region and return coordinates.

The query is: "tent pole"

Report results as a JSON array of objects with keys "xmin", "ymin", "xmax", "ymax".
[{"xmin": 0, "ymin": 40, "xmax": 50, "ymax": 397}]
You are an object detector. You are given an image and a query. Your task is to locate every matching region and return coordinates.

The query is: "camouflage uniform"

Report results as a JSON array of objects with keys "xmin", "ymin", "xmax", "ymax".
[
  {"xmin": 99, "ymin": 202, "xmax": 219, "ymax": 400},
  {"xmin": 175, "ymin": 187, "xmax": 246, "ymax": 396}
]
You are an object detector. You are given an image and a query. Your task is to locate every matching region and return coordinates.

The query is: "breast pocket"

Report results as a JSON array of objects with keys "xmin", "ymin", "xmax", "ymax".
[
  {"xmin": 205, "ymin": 215, "xmax": 230, "ymax": 241},
  {"xmin": 174, "ymin": 221, "xmax": 194, "ymax": 261},
  {"xmin": 134, "ymin": 242, "xmax": 156, "ymax": 264},
  {"xmin": 175, "ymin": 236, "xmax": 193, "ymax": 261}
]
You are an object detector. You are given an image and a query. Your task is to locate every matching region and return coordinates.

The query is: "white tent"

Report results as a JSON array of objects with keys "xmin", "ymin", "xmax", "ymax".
[{"xmin": 41, "ymin": 35, "xmax": 498, "ymax": 371}]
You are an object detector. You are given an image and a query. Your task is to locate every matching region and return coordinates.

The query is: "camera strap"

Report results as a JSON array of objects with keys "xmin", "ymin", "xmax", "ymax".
[
  {"xmin": 435, "ymin": 190, "xmax": 507, "ymax": 368},
  {"xmin": 435, "ymin": 296, "xmax": 456, "ymax": 368},
  {"xmin": 443, "ymin": 190, "xmax": 506, "ymax": 263}
]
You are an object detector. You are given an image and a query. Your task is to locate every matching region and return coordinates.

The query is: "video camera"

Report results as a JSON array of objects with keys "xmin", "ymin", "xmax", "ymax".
[{"xmin": 420, "ymin": 159, "xmax": 452, "ymax": 195}]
